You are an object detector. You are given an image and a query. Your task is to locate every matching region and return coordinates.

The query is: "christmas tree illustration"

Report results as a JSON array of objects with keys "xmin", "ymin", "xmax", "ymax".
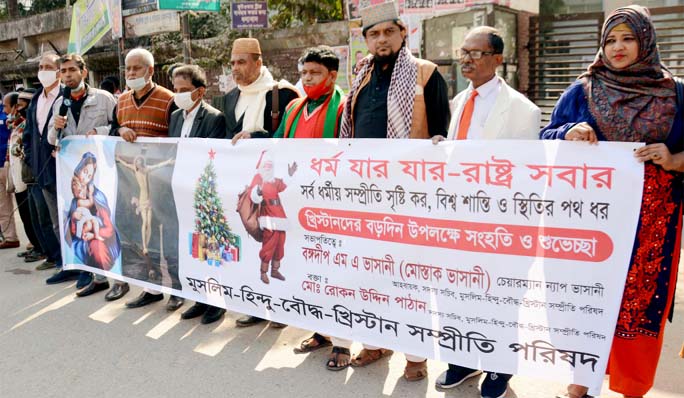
[{"xmin": 191, "ymin": 149, "xmax": 239, "ymax": 263}]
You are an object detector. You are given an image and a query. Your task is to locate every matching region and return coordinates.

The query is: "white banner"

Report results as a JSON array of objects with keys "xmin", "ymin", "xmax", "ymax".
[
  {"xmin": 58, "ymin": 137, "xmax": 643, "ymax": 391},
  {"xmin": 124, "ymin": 10, "xmax": 180, "ymax": 38}
]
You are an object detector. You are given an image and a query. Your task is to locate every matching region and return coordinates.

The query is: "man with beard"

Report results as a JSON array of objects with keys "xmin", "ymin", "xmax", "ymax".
[
  {"xmin": 228, "ymin": 37, "xmax": 299, "ymax": 329},
  {"xmin": 432, "ymin": 27, "xmax": 540, "ymax": 398},
  {"xmin": 337, "ymin": 0, "xmax": 450, "ymax": 382},
  {"xmin": 224, "ymin": 38, "xmax": 299, "ymax": 141}
]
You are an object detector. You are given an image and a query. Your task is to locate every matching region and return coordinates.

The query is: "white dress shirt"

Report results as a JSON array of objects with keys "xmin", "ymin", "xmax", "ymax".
[
  {"xmin": 452, "ymin": 75, "xmax": 501, "ymax": 140},
  {"xmin": 36, "ymin": 85, "xmax": 59, "ymax": 135},
  {"xmin": 180, "ymin": 105, "xmax": 200, "ymax": 138}
]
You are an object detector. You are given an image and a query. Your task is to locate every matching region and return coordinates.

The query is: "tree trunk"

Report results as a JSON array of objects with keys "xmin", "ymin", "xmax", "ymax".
[{"xmin": 7, "ymin": 0, "xmax": 19, "ymax": 18}]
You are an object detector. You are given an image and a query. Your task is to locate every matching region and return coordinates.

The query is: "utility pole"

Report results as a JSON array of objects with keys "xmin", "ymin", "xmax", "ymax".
[{"xmin": 181, "ymin": 12, "xmax": 192, "ymax": 63}]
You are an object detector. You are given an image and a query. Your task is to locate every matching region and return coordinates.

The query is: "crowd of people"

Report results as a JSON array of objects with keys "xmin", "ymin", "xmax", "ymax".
[{"xmin": 0, "ymin": 2, "xmax": 681, "ymax": 398}]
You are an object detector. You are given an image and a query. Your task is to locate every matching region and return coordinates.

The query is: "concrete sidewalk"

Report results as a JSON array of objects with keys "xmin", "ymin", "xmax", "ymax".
[{"xmin": 0, "ymin": 232, "xmax": 682, "ymax": 397}]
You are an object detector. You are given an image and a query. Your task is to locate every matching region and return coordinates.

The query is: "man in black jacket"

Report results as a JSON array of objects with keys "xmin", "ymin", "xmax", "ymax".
[
  {"xmin": 168, "ymin": 64, "xmax": 226, "ymax": 325},
  {"xmin": 168, "ymin": 64, "xmax": 225, "ymax": 139},
  {"xmin": 223, "ymin": 38, "xmax": 299, "ymax": 141},
  {"xmin": 226, "ymin": 38, "xmax": 298, "ymax": 328},
  {"xmin": 22, "ymin": 53, "xmax": 69, "ymax": 279}
]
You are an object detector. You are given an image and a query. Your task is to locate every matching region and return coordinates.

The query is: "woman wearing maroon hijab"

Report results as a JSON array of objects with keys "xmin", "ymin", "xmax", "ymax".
[{"xmin": 541, "ymin": 5, "xmax": 682, "ymax": 398}]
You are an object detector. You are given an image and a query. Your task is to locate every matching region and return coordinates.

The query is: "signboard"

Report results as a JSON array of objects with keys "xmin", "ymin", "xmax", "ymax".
[
  {"xmin": 124, "ymin": 10, "xmax": 181, "ymax": 38},
  {"xmin": 67, "ymin": 0, "xmax": 112, "ymax": 55},
  {"xmin": 122, "ymin": 0, "xmax": 158, "ymax": 17},
  {"xmin": 159, "ymin": 0, "xmax": 221, "ymax": 11},
  {"xmin": 231, "ymin": 1, "xmax": 268, "ymax": 29},
  {"xmin": 59, "ymin": 136, "xmax": 644, "ymax": 394}
]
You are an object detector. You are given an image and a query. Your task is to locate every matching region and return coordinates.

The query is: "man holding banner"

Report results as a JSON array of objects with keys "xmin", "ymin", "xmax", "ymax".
[
  {"xmin": 228, "ymin": 37, "xmax": 299, "ymax": 329},
  {"xmin": 432, "ymin": 26, "xmax": 540, "ymax": 398},
  {"xmin": 338, "ymin": 0, "xmax": 449, "ymax": 382},
  {"xmin": 106, "ymin": 48, "xmax": 184, "ymax": 312}
]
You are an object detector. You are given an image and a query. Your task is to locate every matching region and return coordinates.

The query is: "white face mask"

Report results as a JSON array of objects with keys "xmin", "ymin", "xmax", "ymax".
[
  {"xmin": 173, "ymin": 89, "xmax": 199, "ymax": 111},
  {"xmin": 37, "ymin": 70, "xmax": 58, "ymax": 88},
  {"xmin": 74, "ymin": 79, "xmax": 85, "ymax": 92},
  {"xmin": 126, "ymin": 71, "xmax": 148, "ymax": 91}
]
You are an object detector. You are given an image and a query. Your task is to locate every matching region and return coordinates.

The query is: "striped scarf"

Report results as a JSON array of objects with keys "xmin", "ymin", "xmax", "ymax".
[{"xmin": 340, "ymin": 45, "xmax": 417, "ymax": 139}]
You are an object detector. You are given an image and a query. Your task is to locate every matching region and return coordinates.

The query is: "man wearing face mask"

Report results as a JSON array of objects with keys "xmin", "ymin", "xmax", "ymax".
[
  {"xmin": 107, "ymin": 48, "xmax": 183, "ymax": 311},
  {"xmin": 169, "ymin": 64, "xmax": 225, "ymax": 139},
  {"xmin": 23, "ymin": 53, "xmax": 64, "ymax": 270},
  {"xmin": 0, "ymin": 92, "xmax": 20, "ymax": 250},
  {"xmin": 45, "ymin": 54, "xmax": 117, "ymax": 290},
  {"xmin": 167, "ymin": 64, "xmax": 227, "ymax": 324},
  {"xmin": 224, "ymin": 38, "xmax": 299, "ymax": 142},
  {"xmin": 273, "ymin": 46, "xmax": 345, "ymax": 139}
]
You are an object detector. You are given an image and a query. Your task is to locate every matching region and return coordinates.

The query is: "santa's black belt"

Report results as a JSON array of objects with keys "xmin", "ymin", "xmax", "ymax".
[{"xmin": 267, "ymin": 199, "xmax": 281, "ymax": 205}]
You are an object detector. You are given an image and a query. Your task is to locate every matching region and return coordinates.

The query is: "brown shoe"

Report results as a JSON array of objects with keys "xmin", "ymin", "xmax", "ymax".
[
  {"xmin": 270, "ymin": 260, "xmax": 285, "ymax": 281},
  {"xmin": 260, "ymin": 261, "xmax": 269, "ymax": 284},
  {"xmin": 0, "ymin": 240, "xmax": 20, "ymax": 249},
  {"xmin": 404, "ymin": 359, "xmax": 428, "ymax": 381}
]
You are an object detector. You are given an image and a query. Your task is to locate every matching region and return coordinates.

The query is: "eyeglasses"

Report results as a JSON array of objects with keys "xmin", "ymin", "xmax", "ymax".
[{"xmin": 457, "ymin": 49, "xmax": 497, "ymax": 60}]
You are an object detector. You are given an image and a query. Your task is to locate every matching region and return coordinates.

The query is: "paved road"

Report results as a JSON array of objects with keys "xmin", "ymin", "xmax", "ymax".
[{"xmin": 0, "ymin": 224, "xmax": 682, "ymax": 398}]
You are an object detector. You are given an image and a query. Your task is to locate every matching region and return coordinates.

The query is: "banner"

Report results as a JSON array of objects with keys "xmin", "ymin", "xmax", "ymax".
[
  {"xmin": 231, "ymin": 1, "xmax": 268, "ymax": 30},
  {"xmin": 159, "ymin": 0, "xmax": 221, "ymax": 11},
  {"xmin": 67, "ymin": 0, "xmax": 111, "ymax": 55},
  {"xmin": 124, "ymin": 10, "xmax": 181, "ymax": 38},
  {"xmin": 107, "ymin": 0, "xmax": 123, "ymax": 39},
  {"xmin": 58, "ymin": 137, "xmax": 643, "ymax": 392}
]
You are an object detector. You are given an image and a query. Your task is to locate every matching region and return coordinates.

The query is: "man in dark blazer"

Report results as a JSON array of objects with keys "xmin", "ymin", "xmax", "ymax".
[
  {"xmin": 169, "ymin": 64, "xmax": 225, "ymax": 139},
  {"xmin": 170, "ymin": 64, "xmax": 226, "ymax": 324},
  {"xmin": 223, "ymin": 38, "xmax": 299, "ymax": 141},
  {"xmin": 22, "ymin": 53, "xmax": 68, "ymax": 276}
]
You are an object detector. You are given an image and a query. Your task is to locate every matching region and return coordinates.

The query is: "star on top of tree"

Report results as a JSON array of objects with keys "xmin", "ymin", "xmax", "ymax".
[{"xmin": 208, "ymin": 148, "xmax": 216, "ymax": 160}]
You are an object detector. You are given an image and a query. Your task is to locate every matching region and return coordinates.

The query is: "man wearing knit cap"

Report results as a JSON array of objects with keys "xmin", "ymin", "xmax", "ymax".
[
  {"xmin": 337, "ymin": 0, "xmax": 449, "ymax": 382},
  {"xmin": 227, "ymin": 37, "xmax": 299, "ymax": 328},
  {"xmin": 224, "ymin": 38, "xmax": 299, "ymax": 140},
  {"xmin": 339, "ymin": 0, "xmax": 449, "ymax": 140}
]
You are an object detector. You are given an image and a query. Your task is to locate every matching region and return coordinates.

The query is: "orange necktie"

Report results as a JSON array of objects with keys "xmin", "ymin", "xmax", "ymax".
[{"xmin": 456, "ymin": 90, "xmax": 478, "ymax": 140}]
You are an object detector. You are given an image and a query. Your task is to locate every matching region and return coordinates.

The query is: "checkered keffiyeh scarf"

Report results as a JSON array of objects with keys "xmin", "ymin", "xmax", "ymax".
[{"xmin": 340, "ymin": 45, "xmax": 418, "ymax": 139}]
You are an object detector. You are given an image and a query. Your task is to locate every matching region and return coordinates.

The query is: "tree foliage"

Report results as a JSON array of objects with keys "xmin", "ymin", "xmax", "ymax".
[{"xmin": 268, "ymin": 0, "xmax": 344, "ymax": 28}]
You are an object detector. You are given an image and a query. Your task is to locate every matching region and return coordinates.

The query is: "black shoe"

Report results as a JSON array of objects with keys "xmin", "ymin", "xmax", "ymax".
[
  {"xmin": 105, "ymin": 282, "xmax": 129, "ymax": 301},
  {"xmin": 201, "ymin": 306, "xmax": 226, "ymax": 324},
  {"xmin": 76, "ymin": 281, "xmax": 110, "ymax": 297},
  {"xmin": 76, "ymin": 272, "xmax": 93, "ymax": 289},
  {"xmin": 17, "ymin": 249, "xmax": 32, "ymax": 257},
  {"xmin": 166, "ymin": 296, "xmax": 185, "ymax": 311},
  {"xmin": 235, "ymin": 315, "xmax": 265, "ymax": 328},
  {"xmin": 181, "ymin": 302, "xmax": 208, "ymax": 320},
  {"xmin": 435, "ymin": 365, "xmax": 482, "ymax": 389},
  {"xmin": 270, "ymin": 321, "xmax": 287, "ymax": 329},
  {"xmin": 480, "ymin": 372, "xmax": 511, "ymax": 398},
  {"xmin": 126, "ymin": 292, "xmax": 164, "ymax": 308},
  {"xmin": 46, "ymin": 270, "xmax": 80, "ymax": 285},
  {"xmin": 23, "ymin": 253, "xmax": 45, "ymax": 263}
]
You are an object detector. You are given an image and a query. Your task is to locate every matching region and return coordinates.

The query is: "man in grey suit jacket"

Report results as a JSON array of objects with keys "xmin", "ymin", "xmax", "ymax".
[
  {"xmin": 433, "ymin": 27, "xmax": 540, "ymax": 398},
  {"xmin": 169, "ymin": 65, "xmax": 226, "ymax": 139},
  {"xmin": 169, "ymin": 64, "xmax": 226, "ymax": 324}
]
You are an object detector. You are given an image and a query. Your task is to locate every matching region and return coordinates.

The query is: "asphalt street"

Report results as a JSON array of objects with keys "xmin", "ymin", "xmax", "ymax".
[{"xmin": 0, "ymin": 221, "xmax": 682, "ymax": 398}]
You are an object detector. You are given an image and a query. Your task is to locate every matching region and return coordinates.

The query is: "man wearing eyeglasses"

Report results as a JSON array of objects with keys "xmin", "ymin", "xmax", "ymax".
[
  {"xmin": 436, "ymin": 26, "xmax": 540, "ymax": 144},
  {"xmin": 433, "ymin": 26, "xmax": 540, "ymax": 398}
]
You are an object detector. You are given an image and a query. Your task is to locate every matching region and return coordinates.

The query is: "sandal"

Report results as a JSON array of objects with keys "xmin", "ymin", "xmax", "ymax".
[
  {"xmin": 326, "ymin": 346, "xmax": 351, "ymax": 371},
  {"xmin": 404, "ymin": 359, "xmax": 428, "ymax": 381},
  {"xmin": 294, "ymin": 333, "xmax": 332, "ymax": 354},
  {"xmin": 350, "ymin": 348, "xmax": 393, "ymax": 367}
]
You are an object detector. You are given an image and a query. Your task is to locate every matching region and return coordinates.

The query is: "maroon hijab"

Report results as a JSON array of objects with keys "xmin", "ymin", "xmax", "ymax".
[{"xmin": 580, "ymin": 5, "xmax": 676, "ymax": 142}]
